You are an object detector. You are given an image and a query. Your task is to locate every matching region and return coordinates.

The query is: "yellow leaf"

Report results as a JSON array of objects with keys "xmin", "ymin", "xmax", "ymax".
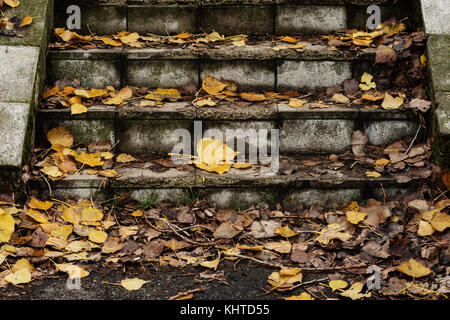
[
  {"xmin": 329, "ymin": 280, "xmax": 348, "ymax": 291},
  {"xmin": 19, "ymin": 16, "xmax": 33, "ymax": 27},
  {"xmin": 97, "ymin": 37, "xmax": 122, "ymax": 47},
  {"xmin": 346, "ymin": 210, "xmax": 367, "ymax": 225},
  {"xmin": 240, "ymin": 92, "xmax": 266, "ymax": 102},
  {"xmin": 359, "ymin": 72, "xmax": 376, "ymax": 91},
  {"xmin": 120, "ymin": 278, "xmax": 149, "ymax": 291},
  {"xmin": 288, "ymin": 98, "xmax": 307, "ymax": 108},
  {"xmin": 362, "ymin": 92, "xmax": 385, "ymax": 101},
  {"xmin": 89, "ymin": 230, "xmax": 107, "ymax": 243},
  {"xmin": 28, "ymin": 197, "xmax": 53, "ymax": 210},
  {"xmin": 373, "ymin": 158, "xmax": 390, "ymax": 166},
  {"xmin": 430, "ymin": 211, "xmax": 450, "ymax": 232},
  {"xmin": 62, "ymin": 207, "xmax": 82, "ymax": 224},
  {"xmin": 26, "ymin": 208, "xmax": 50, "ymax": 223},
  {"xmin": 105, "ymin": 96, "xmax": 123, "ymax": 105},
  {"xmin": 131, "ymin": 210, "xmax": 143, "ymax": 217},
  {"xmin": 382, "ymin": 92, "xmax": 404, "ymax": 110},
  {"xmin": 417, "ymin": 220, "xmax": 434, "ymax": 236},
  {"xmin": 74, "ymin": 152, "xmax": 104, "ymax": 167},
  {"xmin": 98, "ymin": 169, "xmax": 119, "ymax": 178},
  {"xmin": 280, "ymin": 36, "xmax": 298, "ymax": 43},
  {"xmin": 202, "ymin": 76, "xmax": 227, "ymax": 95},
  {"xmin": 74, "ymin": 89, "xmax": 90, "ymax": 99},
  {"xmin": 4, "ymin": 0, "xmax": 20, "ymax": 8},
  {"xmin": 420, "ymin": 55, "xmax": 427, "ymax": 67},
  {"xmin": 284, "ymin": 292, "xmax": 314, "ymax": 300},
  {"xmin": 0, "ymin": 212, "xmax": 15, "ymax": 243},
  {"xmin": 366, "ymin": 171, "xmax": 381, "ymax": 178},
  {"xmin": 119, "ymin": 32, "xmax": 142, "ymax": 47},
  {"xmin": 331, "ymin": 93, "xmax": 350, "ymax": 104},
  {"xmin": 88, "ymin": 88, "xmax": 109, "ymax": 98},
  {"xmin": 43, "ymin": 86, "xmax": 59, "ymax": 99},
  {"xmin": 397, "ymin": 259, "xmax": 431, "ymax": 278},
  {"xmin": 195, "ymin": 98, "xmax": 217, "ymax": 107},
  {"xmin": 231, "ymin": 163, "xmax": 252, "ymax": 169},
  {"xmin": 51, "ymin": 225, "xmax": 73, "ymax": 240},
  {"xmin": 274, "ymin": 225, "xmax": 298, "ymax": 238},
  {"xmin": 47, "ymin": 126, "xmax": 73, "ymax": 149},
  {"xmin": 145, "ymin": 88, "xmax": 181, "ymax": 101},
  {"xmin": 116, "ymin": 153, "xmax": 137, "ymax": 163},
  {"xmin": 196, "ymin": 162, "xmax": 231, "ymax": 174},
  {"xmin": 236, "ymin": 244, "xmax": 264, "ymax": 251},
  {"xmin": 71, "ymin": 103, "xmax": 87, "ymax": 115},
  {"xmin": 196, "ymin": 137, "xmax": 236, "ymax": 166},
  {"xmin": 12, "ymin": 258, "xmax": 34, "ymax": 273},
  {"xmin": 339, "ymin": 282, "xmax": 371, "ymax": 300},
  {"xmin": 316, "ymin": 223, "xmax": 352, "ymax": 245},
  {"xmin": 5, "ymin": 269, "xmax": 31, "ymax": 285},
  {"xmin": 55, "ymin": 263, "xmax": 89, "ymax": 279},
  {"xmin": 40, "ymin": 166, "xmax": 64, "ymax": 179},
  {"xmin": 199, "ymin": 257, "xmax": 220, "ymax": 270},
  {"xmin": 81, "ymin": 207, "xmax": 103, "ymax": 222},
  {"xmin": 353, "ymin": 38, "xmax": 372, "ymax": 46},
  {"xmin": 264, "ymin": 241, "xmax": 291, "ymax": 254},
  {"xmin": 175, "ymin": 32, "xmax": 192, "ymax": 39}
]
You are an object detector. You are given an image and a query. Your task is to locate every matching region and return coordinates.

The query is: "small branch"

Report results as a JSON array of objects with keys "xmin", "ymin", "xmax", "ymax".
[{"xmin": 405, "ymin": 124, "xmax": 421, "ymax": 154}]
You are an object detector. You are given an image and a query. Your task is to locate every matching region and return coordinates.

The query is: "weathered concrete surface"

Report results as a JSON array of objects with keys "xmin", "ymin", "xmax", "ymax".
[
  {"xmin": 280, "ymin": 119, "xmax": 354, "ymax": 153},
  {"xmin": 282, "ymin": 188, "xmax": 362, "ymax": 209},
  {"xmin": 126, "ymin": 60, "xmax": 198, "ymax": 88},
  {"xmin": 277, "ymin": 60, "xmax": 352, "ymax": 91},
  {"xmin": 48, "ymin": 59, "xmax": 122, "ymax": 89},
  {"xmin": 276, "ymin": 5, "xmax": 347, "ymax": 34},
  {"xmin": 421, "ymin": 0, "xmax": 450, "ymax": 35},
  {"xmin": 435, "ymin": 91, "xmax": 450, "ymax": 136},
  {"xmin": 200, "ymin": 60, "xmax": 275, "ymax": 91},
  {"xmin": 427, "ymin": 36, "xmax": 450, "ymax": 92},
  {"xmin": 0, "ymin": 46, "xmax": 40, "ymax": 103},
  {"xmin": 0, "ymin": 103, "xmax": 31, "ymax": 167},
  {"xmin": 205, "ymin": 189, "xmax": 264, "ymax": 209},
  {"xmin": 200, "ymin": 5, "xmax": 273, "ymax": 35},
  {"xmin": 363, "ymin": 120, "xmax": 419, "ymax": 146},
  {"xmin": 128, "ymin": 5, "xmax": 197, "ymax": 35}
]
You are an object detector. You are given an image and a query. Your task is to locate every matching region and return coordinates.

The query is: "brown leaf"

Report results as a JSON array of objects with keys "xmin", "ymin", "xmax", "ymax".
[
  {"xmin": 143, "ymin": 239, "xmax": 164, "ymax": 259},
  {"xmin": 375, "ymin": 45, "xmax": 397, "ymax": 64},
  {"xmin": 213, "ymin": 222, "xmax": 240, "ymax": 239}
]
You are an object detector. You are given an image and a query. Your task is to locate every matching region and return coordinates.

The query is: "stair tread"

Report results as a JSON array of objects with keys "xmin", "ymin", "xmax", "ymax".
[
  {"xmin": 30, "ymin": 152, "xmax": 431, "ymax": 189},
  {"xmin": 49, "ymin": 40, "xmax": 377, "ymax": 61}
]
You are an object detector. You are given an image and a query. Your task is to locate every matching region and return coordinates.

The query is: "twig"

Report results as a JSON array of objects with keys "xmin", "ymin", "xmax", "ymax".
[
  {"xmin": 169, "ymin": 286, "xmax": 206, "ymax": 300},
  {"xmin": 225, "ymin": 253, "xmax": 284, "ymax": 268},
  {"xmin": 39, "ymin": 173, "xmax": 52, "ymax": 196},
  {"xmin": 290, "ymin": 277, "xmax": 329, "ymax": 291},
  {"xmin": 405, "ymin": 124, "xmax": 421, "ymax": 154}
]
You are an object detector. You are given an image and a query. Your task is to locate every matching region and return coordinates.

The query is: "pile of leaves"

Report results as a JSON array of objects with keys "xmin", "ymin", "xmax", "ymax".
[
  {"xmin": 0, "ymin": 189, "xmax": 449, "ymax": 299},
  {"xmin": 0, "ymin": 0, "xmax": 33, "ymax": 38}
]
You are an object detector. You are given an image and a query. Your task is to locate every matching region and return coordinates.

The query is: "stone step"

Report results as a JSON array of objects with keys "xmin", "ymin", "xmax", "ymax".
[
  {"xmin": 55, "ymin": 0, "xmax": 418, "ymax": 36},
  {"xmin": 29, "ymin": 154, "xmax": 426, "ymax": 209},
  {"xmin": 48, "ymin": 45, "xmax": 384, "ymax": 91},
  {"xmin": 36, "ymin": 103, "xmax": 419, "ymax": 155}
]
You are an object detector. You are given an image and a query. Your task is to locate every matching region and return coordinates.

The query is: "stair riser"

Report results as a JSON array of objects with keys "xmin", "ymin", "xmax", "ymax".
[
  {"xmin": 36, "ymin": 114, "xmax": 418, "ymax": 155},
  {"xmin": 29, "ymin": 185, "xmax": 413, "ymax": 210},
  {"xmin": 55, "ymin": 1, "xmax": 418, "ymax": 36},
  {"xmin": 47, "ymin": 57, "xmax": 381, "ymax": 91}
]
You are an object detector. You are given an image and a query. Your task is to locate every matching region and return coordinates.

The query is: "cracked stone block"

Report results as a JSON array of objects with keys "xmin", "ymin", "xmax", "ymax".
[
  {"xmin": 0, "ymin": 46, "xmax": 40, "ymax": 103},
  {"xmin": 363, "ymin": 120, "xmax": 419, "ymax": 146},
  {"xmin": 48, "ymin": 59, "xmax": 121, "ymax": 89},
  {"xmin": 126, "ymin": 60, "xmax": 198, "ymax": 88},
  {"xmin": 277, "ymin": 60, "xmax": 352, "ymax": 91},
  {"xmin": 280, "ymin": 119, "xmax": 354, "ymax": 153},
  {"xmin": 117, "ymin": 120, "xmax": 191, "ymax": 154},
  {"xmin": 128, "ymin": 6, "xmax": 197, "ymax": 35},
  {"xmin": 201, "ymin": 60, "xmax": 275, "ymax": 91},
  {"xmin": 204, "ymin": 189, "xmax": 265, "ymax": 209},
  {"xmin": 276, "ymin": 5, "xmax": 347, "ymax": 34},
  {"xmin": 421, "ymin": 0, "xmax": 450, "ymax": 35},
  {"xmin": 200, "ymin": 5, "xmax": 273, "ymax": 35},
  {"xmin": 0, "ymin": 103, "xmax": 31, "ymax": 167},
  {"xmin": 282, "ymin": 189, "xmax": 362, "ymax": 210}
]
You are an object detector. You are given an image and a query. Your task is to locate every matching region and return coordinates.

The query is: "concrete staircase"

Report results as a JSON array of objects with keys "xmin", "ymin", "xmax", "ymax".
[{"xmin": 30, "ymin": 0, "xmax": 430, "ymax": 209}]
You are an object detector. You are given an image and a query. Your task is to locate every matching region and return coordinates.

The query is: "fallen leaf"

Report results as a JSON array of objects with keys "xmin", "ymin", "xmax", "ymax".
[
  {"xmin": 329, "ymin": 280, "xmax": 348, "ymax": 291},
  {"xmin": 4, "ymin": 269, "xmax": 31, "ymax": 285},
  {"xmin": 397, "ymin": 259, "xmax": 431, "ymax": 278},
  {"xmin": 382, "ymin": 93, "xmax": 404, "ymax": 110},
  {"xmin": 288, "ymin": 98, "xmax": 307, "ymax": 108},
  {"xmin": 202, "ymin": 76, "xmax": 227, "ymax": 95},
  {"xmin": 0, "ymin": 212, "xmax": 15, "ymax": 242},
  {"xmin": 339, "ymin": 282, "xmax": 371, "ymax": 300},
  {"xmin": 120, "ymin": 278, "xmax": 149, "ymax": 291},
  {"xmin": 28, "ymin": 198, "xmax": 53, "ymax": 211}
]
